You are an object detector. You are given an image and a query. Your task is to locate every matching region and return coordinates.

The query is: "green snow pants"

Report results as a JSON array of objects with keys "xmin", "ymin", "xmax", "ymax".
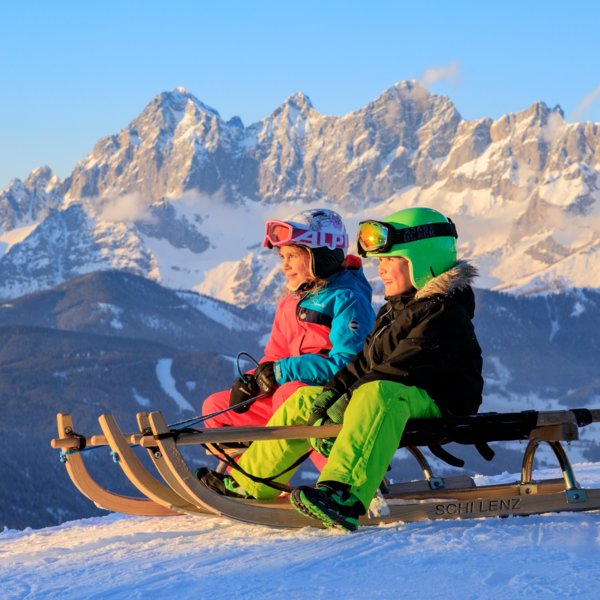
[{"xmin": 231, "ymin": 380, "xmax": 442, "ymax": 510}]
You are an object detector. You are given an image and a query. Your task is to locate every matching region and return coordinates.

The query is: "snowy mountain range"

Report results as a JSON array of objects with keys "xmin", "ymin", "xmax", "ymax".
[{"xmin": 1, "ymin": 82, "xmax": 599, "ymax": 302}]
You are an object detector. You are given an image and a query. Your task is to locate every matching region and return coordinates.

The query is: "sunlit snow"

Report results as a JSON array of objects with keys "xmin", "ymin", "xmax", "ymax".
[{"xmin": 1, "ymin": 465, "xmax": 599, "ymax": 599}]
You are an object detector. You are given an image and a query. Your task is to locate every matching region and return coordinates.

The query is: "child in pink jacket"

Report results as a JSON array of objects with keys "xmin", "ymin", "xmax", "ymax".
[{"xmin": 202, "ymin": 209, "xmax": 375, "ymax": 441}]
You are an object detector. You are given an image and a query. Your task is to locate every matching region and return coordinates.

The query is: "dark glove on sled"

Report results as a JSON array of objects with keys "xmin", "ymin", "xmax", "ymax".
[
  {"xmin": 307, "ymin": 391, "xmax": 348, "ymax": 458},
  {"xmin": 254, "ymin": 361, "xmax": 278, "ymax": 395},
  {"xmin": 308, "ymin": 415, "xmax": 336, "ymax": 458},
  {"xmin": 325, "ymin": 393, "xmax": 351, "ymax": 424},
  {"xmin": 306, "ymin": 389, "xmax": 339, "ymax": 426},
  {"xmin": 229, "ymin": 375, "xmax": 260, "ymax": 413}
]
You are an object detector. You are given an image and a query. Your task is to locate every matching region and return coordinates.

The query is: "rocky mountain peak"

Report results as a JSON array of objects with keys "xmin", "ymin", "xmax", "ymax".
[
  {"xmin": 226, "ymin": 115, "xmax": 244, "ymax": 128},
  {"xmin": 513, "ymin": 101, "xmax": 564, "ymax": 126},
  {"xmin": 0, "ymin": 167, "xmax": 63, "ymax": 232},
  {"xmin": 284, "ymin": 91, "xmax": 314, "ymax": 112},
  {"xmin": 390, "ymin": 79, "xmax": 429, "ymax": 99},
  {"xmin": 267, "ymin": 91, "xmax": 316, "ymax": 123},
  {"xmin": 24, "ymin": 166, "xmax": 61, "ymax": 193},
  {"xmin": 134, "ymin": 87, "xmax": 223, "ymax": 135},
  {"xmin": 369, "ymin": 80, "xmax": 457, "ymax": 115}
]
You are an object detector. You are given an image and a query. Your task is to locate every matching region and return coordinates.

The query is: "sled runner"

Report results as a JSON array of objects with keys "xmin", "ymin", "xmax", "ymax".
[{"xmin": 51, "ymin": 408, "xmax": 600, "ymax": 528}]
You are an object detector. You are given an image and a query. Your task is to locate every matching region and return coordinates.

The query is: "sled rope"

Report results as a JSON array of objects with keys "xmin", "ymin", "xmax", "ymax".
[{"xmin": 203, "ymin": 440, "xmax": 312, "ymax": 493}]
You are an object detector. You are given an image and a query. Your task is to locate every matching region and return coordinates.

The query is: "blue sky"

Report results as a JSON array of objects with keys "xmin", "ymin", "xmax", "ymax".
[{"xmin": 1, "ymin": 0, "xmax": 599, "ymax": 189}]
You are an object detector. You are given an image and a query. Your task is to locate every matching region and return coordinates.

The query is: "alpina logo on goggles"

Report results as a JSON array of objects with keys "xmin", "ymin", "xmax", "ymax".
[
  {"xmin": 357, "ymin": 219, "xmax": 457, "ymax": 256},
  {"xmin": 263, "ymin": 220, "xmax": 347, "ymax": 250}
]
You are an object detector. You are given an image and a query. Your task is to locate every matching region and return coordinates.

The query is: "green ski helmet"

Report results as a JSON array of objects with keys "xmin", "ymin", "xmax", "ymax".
[{"xmin": 357, "ymin": 207, "xmax": 458, "ymax": 290}]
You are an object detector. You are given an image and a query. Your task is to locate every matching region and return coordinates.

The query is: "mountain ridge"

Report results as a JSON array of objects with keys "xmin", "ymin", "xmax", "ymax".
[{"xmin": 1, "ymin": 81, "xmax": 599, "ymax": 301}]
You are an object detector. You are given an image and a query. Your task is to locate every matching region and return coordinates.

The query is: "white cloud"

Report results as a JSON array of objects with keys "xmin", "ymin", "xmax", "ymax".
[
  {"xmin": 541, "ymin": 111, "xmax": 566, "ymax": 144},
  {"xmin": 419, "ymin": 60, "xmax": 462, "ymax": 87},
  {"xmin": 570, "ymin": 85, "xmax": 600, "ymax": 122},
  {"xmin": 100, "ymin": 192, "xmax": 153, "ymax": 222}
]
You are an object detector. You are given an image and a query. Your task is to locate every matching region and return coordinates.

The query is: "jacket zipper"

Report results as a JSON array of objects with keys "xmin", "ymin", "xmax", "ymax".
[{"xmin": 367, "ymin": 303, "xmax": 393, "ymax": 369}]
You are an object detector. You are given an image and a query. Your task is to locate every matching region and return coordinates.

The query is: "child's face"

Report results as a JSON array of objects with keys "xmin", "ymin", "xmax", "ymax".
[
  {"xmin": 278, "ymin": 245, "xmax": 314, "ymax": 290},
  {"xmin": 378, "ymin": 256, "xmax": 413, "ymax": 296}
]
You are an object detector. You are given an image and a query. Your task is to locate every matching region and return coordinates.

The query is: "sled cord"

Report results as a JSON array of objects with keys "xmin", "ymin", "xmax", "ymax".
[
  {"xmin": 236, "ymin": 351, "xmax": 260, "ymax": 385},
  {"xmin": 166, "ymin": 353, "xmax": 263, "ymax": 430},
  {"xmin": 203, "ymin": 441, "xmax": 312, "ymax": 494}
]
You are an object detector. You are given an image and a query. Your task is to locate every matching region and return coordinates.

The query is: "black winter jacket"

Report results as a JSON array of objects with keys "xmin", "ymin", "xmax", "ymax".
[{"xmin": 325, "ymin": 260, "xmax": 484, "ymax": 415}]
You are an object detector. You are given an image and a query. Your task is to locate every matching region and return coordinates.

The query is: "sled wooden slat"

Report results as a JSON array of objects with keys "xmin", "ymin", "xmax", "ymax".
[
  {"xmin": 385, "ymin": 478, "xmax": 567, "ymax": 500},
  {"xmin": 528, "ymin": 423, "xmax": 579, "ymax": 441},
  {"xmin": 535, "ymin": 409, "xmax": 600, "ymax": 425},
  {"xmin": 137, "ymin": 423, "xmax": 343, "ymax": 448},
  {"xmin": 98, "ymin": 414, "xmax": 208, "ymax": 516},
  {"xmin": 134, "ymin": 408, "xmax": 600, "ymax": 448},
  {"xmin": 50, "ymin": 425, "xmax": 339, "ymax": 450},
  {"xmin": 55, "ymin": 413, "xmax": 177, "ymax": 517},
  {"xmin": 386, "ymin": 475, "xmax": 475, "ymax": 496}
]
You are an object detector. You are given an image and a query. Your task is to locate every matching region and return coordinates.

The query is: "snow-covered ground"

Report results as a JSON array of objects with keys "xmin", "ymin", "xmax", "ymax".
[{"xmin": 2, "ymin": 464, "xmax": 600, "ymax": 599}]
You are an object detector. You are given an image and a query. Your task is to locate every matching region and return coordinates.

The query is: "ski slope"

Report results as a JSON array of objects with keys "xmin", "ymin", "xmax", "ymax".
[{"xmin": 2, "ymin": 464, "xmax": 600, "ymax": 599}]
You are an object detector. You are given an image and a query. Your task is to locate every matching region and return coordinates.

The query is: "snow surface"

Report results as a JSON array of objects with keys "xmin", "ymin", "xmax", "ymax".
[
  {"xmin": 155, "ymin": 359, "xmax": 195, "ymax": 412},
  {"xmin": 0, "ymin": 223, "xmax": 38, "ymax": 254},
  {"xmin": 1, "ymin": 464, "xmax": 599, "ymax": 599},
  {"xmin": 132, "ymin": 388, "xmax": 151, "ymax": 408},
  {"xmin": 176, "ymin": 290, "xmax": 260, "ymax": 332}
]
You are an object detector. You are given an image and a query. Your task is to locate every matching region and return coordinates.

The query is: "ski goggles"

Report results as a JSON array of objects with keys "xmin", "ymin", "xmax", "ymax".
[
  {"xmin": 263, "ymin": 220, "xmax": 347, "ymax": 250},
  {"xmin": 357, "ymin": 219, "xmax": 457, "ymax": 256}
]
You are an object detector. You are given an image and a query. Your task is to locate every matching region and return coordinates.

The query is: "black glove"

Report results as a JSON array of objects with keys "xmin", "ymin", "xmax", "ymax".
[
  {"xmin": 308, "ymin": 415, "xmax": 336, "ymax": 457},
  {"xmin": 307, "ymin": 390, "xmax": 347, "ymax": 458},
  {"xmin": 254, "ymin": 361, "xmax": 278, "ymax": 395},
  {"xmin": 229, "ymin": 374, "xmax": 260, "ymax": 413},
  {"xmin": 306, "ymin": 389, "xmax": 338, "ymax": 426},
  {"xmin": 325, "ymin": 393, "xmax": 351, "ymax": 424}
]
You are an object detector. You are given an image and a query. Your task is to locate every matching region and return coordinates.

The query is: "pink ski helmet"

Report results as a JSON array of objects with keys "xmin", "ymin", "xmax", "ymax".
[{"xmin": 263, "ymin": 208, "xmax": 348, "ymax": 278}]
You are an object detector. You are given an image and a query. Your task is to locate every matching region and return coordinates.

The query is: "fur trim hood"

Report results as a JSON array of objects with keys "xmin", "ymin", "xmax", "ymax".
[{"xmin": 414, "ymin": 260, "xmax": 478, "ymax": 301}]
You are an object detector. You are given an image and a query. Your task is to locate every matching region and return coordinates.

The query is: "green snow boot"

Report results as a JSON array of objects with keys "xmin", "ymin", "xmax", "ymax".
[{"xmin": 290, "ymin": 482, "xmax": 365, "ymax": 531}]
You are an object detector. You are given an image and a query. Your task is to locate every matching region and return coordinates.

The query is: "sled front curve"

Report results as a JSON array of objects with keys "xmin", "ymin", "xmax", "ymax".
[
  {"xmin": 55, "ymin": 413, "xmax": 177, "ymax": 517},
  {"xmin": 98, "ymin": 413, "xmax": 209, "ymax": 516},
  {"xmin": 136, "ymin": 413, "xmax": 225, "ymax": 515}
]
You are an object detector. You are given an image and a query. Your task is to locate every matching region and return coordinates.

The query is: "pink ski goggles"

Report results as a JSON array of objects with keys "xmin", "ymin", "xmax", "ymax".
[{"xmin": 263, "ymin": 220, "xmax": 347, "ymax": 251}]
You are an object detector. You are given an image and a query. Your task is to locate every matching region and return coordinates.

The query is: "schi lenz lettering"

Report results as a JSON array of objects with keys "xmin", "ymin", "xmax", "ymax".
[{"xmin": 435, "ymin": 497, "xmax": 522, "ymax": 516}]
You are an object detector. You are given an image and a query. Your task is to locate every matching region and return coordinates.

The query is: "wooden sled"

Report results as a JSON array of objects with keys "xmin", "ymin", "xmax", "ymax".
[
  {"xmin": 53, "ymin": 412, "xmax": 476, "ymax": 512},
  {"xmin": 52, "ymin": 408, "xmax": 600, "ymax": 528}
]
